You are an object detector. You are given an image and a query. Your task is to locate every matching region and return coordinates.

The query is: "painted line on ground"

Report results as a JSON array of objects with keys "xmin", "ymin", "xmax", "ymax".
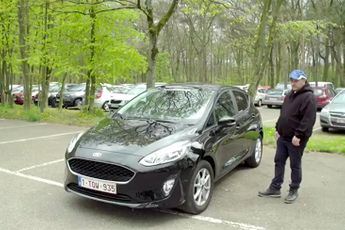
[
  {"xmin": 0, "ymin": 131, "xmax": 81, "ymax": 145},
  {"xmin": 159, "ymin": 210, "xmax": 265, "ymax": 230},
  {"xmin": 0, "ymin": 167, "xmax": 64, "ymax": 188},
  {"xmin": 16, "ymin": 159, "xmax": 65, "ymax": 173},
  {"xmin": 0, "ymin": 166, "xmax": 266, "ymax": 230},
  {"xmin": 0, "ymin": 123, "xmax": 47, "ymax": 130},
  {"xmin": 263, "ymin": 119, "xmax": 276, "ymax": 123}
]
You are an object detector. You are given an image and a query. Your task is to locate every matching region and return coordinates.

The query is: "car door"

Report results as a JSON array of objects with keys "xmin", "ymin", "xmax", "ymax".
[
  {"xmin": 202, "ymin": 90, "xmax": 242, "ymax": 178},
  {"xmin": 231, "ymin": 89, "xmax": 254, "ymax": 160}
]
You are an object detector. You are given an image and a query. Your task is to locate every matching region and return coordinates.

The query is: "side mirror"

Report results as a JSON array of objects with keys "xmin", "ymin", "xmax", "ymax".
[
  {"xmin": 191, "ymin": 141, "xmax": 204, "ymax": 154},
  {"xmin": 218, "ymin": 116, "xmax": 236, "ymax": 127}
]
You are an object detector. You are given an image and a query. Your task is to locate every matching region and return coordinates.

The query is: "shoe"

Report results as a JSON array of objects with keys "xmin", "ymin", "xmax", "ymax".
[
  {"xmin": 284, "ymin": 189, "xmax": 298, "ymax": 204},
  {"xmin": 258, "ymin": 187, "xmax": 281, "ymax": 198}
]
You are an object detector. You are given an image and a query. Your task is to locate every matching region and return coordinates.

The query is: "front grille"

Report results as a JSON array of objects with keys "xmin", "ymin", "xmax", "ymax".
[
  {"xmin": 67, "ymin": 183, "xmax": 133, "ymax": 203},
  {"xmin": 330, "ymin": 112, "xmax": 345, "ymax": 118},
  {"xmin": 331, "ymin": 119, "xmax": 345, "ymax": 127},
  {"xmin": 110, "ymin": 100, "xmax": 122, "ymax": 104},
  {"xmin": 68, "ymin": 158, "xmax": 134, "ymax": 182}
]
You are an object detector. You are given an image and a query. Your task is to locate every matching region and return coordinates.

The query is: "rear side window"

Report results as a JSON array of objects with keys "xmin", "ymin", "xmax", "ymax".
[{"xmin": 233, "ymin": 90, "xmax": 248, "ymax": 112}]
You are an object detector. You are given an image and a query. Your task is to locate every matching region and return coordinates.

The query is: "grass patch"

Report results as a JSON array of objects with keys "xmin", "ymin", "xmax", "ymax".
[
  {"xmin": 263, "ymin": 127, "xmax": 345, "ymax": 155},
  {"xmin": 0, "ymin": 104, "xmax": 105, "ymax": 127}
]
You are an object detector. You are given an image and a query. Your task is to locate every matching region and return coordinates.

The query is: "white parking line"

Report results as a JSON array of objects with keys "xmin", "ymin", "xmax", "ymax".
[
  {"xmin": 0, "ymin": 131, "xmax": 81, "ymax": 145},
  {"xmin": 0, "ymin": 123, "xmax": 47, "ymax": 130},
  {"xmin": 160, "ymin": 210, "xmax": 265, "ymax": 230},
  {"xmin": 0, "ymin": 165, "xmax": 266, "ymax": 230},
  {"xmin": 0, "ymin": 167, "xmax": 64, "ymax": 187},
  {"xmin": 263, "ymin": 119, "xmax": 276, "ymax": 123},
  {"xmin": 313, "ymin": 127, "xmax": 322, "ymax": 131},
  {"xmin": 16, "ymin": 159, "xmax": 64, "ymax": 173}
]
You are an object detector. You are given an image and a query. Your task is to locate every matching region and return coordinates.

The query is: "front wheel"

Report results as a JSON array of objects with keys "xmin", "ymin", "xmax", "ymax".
[
  {"xmin": 180, "ymin": 160, "xmax": 214, "ymax": 214},
  {"xmin": 321, "ymin": 127, "xmax": 329, "ymax": 132},
  {"xmin": 245, "ymin": 137, "xmax": 263, "ymax": 168},
  {"xmin": 257, "ymin": 100, "xmax": 262, "ymax": 107}
]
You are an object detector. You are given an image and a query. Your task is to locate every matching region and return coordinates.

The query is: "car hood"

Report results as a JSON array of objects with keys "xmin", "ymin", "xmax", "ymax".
[
  {"xmin": 77, "ymin": 117, "xmax": 198, "ymax": 157},
  {"xmin": 326, "ymin": 103, "xmax": 345, "ymax": 113}
]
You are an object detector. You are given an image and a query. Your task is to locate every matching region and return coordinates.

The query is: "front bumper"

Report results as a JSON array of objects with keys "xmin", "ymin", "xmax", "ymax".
[
  {"xmin": 320, "ymin": 115, "xmax": 345, "ymax": 130},
  {"xmin": 64, "ymin": 158, "xmax": 194, "ymax": 209}
]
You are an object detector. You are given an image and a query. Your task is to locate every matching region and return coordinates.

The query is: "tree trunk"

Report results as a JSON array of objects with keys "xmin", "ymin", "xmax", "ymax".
[
  {"xmin": 39, "ymin": 0, "xmax": 52, "ymax": 112},
  {"xmin": 18, "ymin": 0, "xmax": 30, "ymax": 111},
  {"xmin": 86, "ymin": 6, "xmax": 96, "ymax": 111},
  {"xmin": 144, "ymin": 0, "xmax": 179, "ymax": 88},
  {"xmin": 58, "ymin": 74, "xmax": 67, "ymax": 111}
]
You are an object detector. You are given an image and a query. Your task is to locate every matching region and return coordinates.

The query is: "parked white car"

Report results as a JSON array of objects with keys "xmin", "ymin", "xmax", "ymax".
[
  {"xmin": 94, "ymin": 84, "xmax": 123, "ymax": 111},
  {"xmin": 109, "ymin": 83, "xmax": 166, "ymax": 110}
]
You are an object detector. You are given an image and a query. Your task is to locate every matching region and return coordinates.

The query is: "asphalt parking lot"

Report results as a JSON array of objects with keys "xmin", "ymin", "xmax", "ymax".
[{"xmin": 1, "ymin": 111, "xmax": 345, "ymax": 230}]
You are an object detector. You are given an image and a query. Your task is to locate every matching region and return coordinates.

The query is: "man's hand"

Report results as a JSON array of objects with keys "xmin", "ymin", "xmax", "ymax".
[
  {"xmin": 275, "ymin": 131, "xmax": 280, "ymax": 141},
  {"xmin": 292, "ymin": 136, "xmax": 300, "ymax": 146}
]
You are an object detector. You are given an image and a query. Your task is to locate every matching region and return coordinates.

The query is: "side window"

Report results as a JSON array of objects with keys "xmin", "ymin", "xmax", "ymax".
[
  {"xmin": 233, "ymin": 90, "xmax": 248, "ymax": 112},
  {"xmin": 214, "ymin": 92, "xmax": 236, "ymax": 122}
]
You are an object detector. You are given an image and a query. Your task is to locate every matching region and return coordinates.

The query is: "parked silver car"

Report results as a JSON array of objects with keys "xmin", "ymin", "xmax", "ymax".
[
  {"xmin": 320, "ymin": 90, "xmax": 345, "ymax": 132},
  {"xmin": 263, "ymin": 89, "xmax": 290, "ymax": 108}
]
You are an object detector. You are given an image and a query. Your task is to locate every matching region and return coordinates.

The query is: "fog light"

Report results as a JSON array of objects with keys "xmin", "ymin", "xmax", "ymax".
[{"xmin": 162, "ymin": 178, "xmax": 176, "ymax": 197}]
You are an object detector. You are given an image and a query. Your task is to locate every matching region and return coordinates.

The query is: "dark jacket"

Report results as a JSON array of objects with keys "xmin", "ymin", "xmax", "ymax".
[{"xmin": 275, "ymin": 83, "xmax": 316, "ymax": 144}]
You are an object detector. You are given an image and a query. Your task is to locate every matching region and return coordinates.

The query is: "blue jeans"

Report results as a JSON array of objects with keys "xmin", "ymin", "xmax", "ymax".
[{"xmin": 270, "ymin": 137, "xmax": 306, "ymax": 191}]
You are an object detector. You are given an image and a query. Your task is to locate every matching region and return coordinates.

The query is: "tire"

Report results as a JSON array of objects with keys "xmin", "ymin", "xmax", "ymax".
[
  {"xmin": 180, "ymin": 160, "xmax": 214, "ymax": 214},
  {"xmin": 245, "ymin": 137, "xmax": 263, "ymax": 168},
  {"xmin": 74, "ymin": 98, "xmax": 82, "ymax": 107},
  {"xmin": 267, "ymin": 105, "xmax": 272, "ymax": 108},
  {"xmin": 102, "ymin": 101, "xmax": 110, "ymax": 112},
  {"xmin": 51, "ymin": 98, "xmax": 57, "ymax": 108},
  {"xmin": 257, "ymin": 100, "xmax": 262, "ymax": 107},
  {"xmin": 321, "ymin": 127, "xmax": 329, "ymax": 132}
]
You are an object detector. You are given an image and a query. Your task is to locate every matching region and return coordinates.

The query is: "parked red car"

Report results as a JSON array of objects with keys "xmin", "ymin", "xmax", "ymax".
[{"xmin": 312, "ymin": 86, "xmax": 337, "ymax": 109}]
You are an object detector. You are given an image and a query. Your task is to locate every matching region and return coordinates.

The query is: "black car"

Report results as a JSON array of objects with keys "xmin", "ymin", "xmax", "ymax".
[
  {"xmin": 64, "ymin": 84, "xmax": 263, "ymax": 214},
  {"xmin": 56, "ymin": 83, "xmax": 86, "ymax": 108}
]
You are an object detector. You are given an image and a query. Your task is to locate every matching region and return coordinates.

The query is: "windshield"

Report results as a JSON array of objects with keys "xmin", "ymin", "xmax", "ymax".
[
  {"xmin": 66, "ymin": 84, "xmax": 85, "ymax": 92},
  {"xmin": 267, "ymin": 90, "xmax": 283, "ymax": 96},
  {"xmin": 332, "ymin": 92, "xmax": 345, "ymax": 104},
  {"xmin": 117, "ymin": 87, "xmax": 215, "ymax": 124},
  {"xmin": 313, "ymin": 88, "xmax": 323, "ymax": 96}
]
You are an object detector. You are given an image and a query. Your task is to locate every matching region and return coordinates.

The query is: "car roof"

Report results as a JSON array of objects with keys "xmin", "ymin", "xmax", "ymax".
[{"xmin": 160, "ymin": 83, "xmax": 239, "ymax": 92}]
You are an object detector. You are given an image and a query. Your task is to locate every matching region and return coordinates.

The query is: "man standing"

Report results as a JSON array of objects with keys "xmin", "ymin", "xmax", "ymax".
[{"xmin": 258, "ymin": 69, "xmax": 317, "ymax": 204}]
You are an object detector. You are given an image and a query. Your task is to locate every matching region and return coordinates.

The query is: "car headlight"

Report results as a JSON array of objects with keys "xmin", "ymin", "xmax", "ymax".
[
  {"xmin": 66, "ymin": 132, "xmax": 84, "ymax": 153},
  {"xmin": 139, "ymin": 141, "xmax": 190, "ymax": 166},
  {"xmin": 320, "ymin": 107, "xmax": 330, "ymax": 117}
]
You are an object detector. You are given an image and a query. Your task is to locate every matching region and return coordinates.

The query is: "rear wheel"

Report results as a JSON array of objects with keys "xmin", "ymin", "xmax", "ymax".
[
  {"xmin": 102, "ymin": 101, "xmax": 110, "ymax": 112},
  {"xmin": 180, "ymin": 160, "xmax": 214, "ymax": 214},
  {"xmin": 321, "ymin": 127, "xmax": 329, "ymax": 132},
  {"xmin": 267, "ymin": 105, "xmax": 272, "ymax": 108},
  {"xmin": 51, "ymin": 98, "xmax": 57, "ymax": 108},
  {"xmin": 74, "ymin": 98, "xmax": 82, "ymax": 107},
  {"xmin": 246, "ymin": 137, "xmax": 263, "ymax": 168}
]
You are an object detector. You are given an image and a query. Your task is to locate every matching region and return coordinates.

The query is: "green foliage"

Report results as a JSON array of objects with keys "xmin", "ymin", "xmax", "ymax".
[
  {"xmin": 263, "ymin": 127, "xmax": 345, "ymax": 155},
  {"xmin": 277, "ymin": 20, "xmax": 325, "ymax": 42},
  {"xmin": 0, "ymin": 104, "xmax": 105, "ymax": 126}
]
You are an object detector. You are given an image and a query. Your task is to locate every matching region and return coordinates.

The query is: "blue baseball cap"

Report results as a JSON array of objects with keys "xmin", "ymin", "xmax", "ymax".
[{"xmin": 289, "ymin": 69, "xmax": 307, "ymax": 80}]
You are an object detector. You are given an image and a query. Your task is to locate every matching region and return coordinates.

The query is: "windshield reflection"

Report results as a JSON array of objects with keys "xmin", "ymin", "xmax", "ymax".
[{"xmin": 117, "ymin": 87, "xmax": 214, "ymax": 124}]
